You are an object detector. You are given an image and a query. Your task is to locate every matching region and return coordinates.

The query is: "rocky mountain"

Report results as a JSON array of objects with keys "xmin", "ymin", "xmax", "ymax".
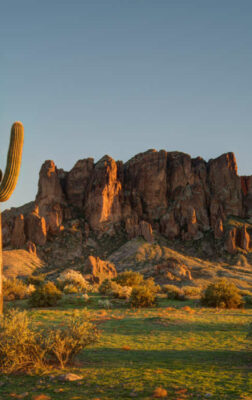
[{"xmin": 2, "ymin": 149, "xmax": 252, "ymax": 285}]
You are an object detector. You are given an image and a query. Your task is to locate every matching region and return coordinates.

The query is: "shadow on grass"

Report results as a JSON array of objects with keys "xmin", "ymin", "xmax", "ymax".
[
  {"xmin": 99, "ymin": 316, "xmax": 250, "ymax": 335},
  {"xmin": 80, "ymin": 347, "xmax": 251, "ymax": 370}
]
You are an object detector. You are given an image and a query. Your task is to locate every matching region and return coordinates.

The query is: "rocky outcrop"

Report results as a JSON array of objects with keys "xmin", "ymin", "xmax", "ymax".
[
  {"xmin": 240, "ymin": 226, "xmax": 250, "ymax": 251},
  {"xmin": 2, "ymin": 150, "xmax": 251, "ymax": 252},
  {"xmin": 241, "ymin": 175, "xmax": 252, "ymax": 219},
  {"xmin": 66, "ymin": 158, "xmax": 94, "ymax": 208},
  {"xmin": 11, "ymin": 214, "xmax": 26, "ymax": 248},
  {"xmin": 35, "ymin": 160, "xmax": 66, "ymax": 232},
  {"xmin": 225, "ymin": 228, "xmax": 237, "ymax": 254},
  {"xmin": 83, "ymin": 256, "xmax": 117, "ymax": 283},
  {"xmin": 25, "ymin": 207, "xmax": 47, "ymax": 246},
  {"xmin": 84, "ymin": 156, "xmax": 123, "ymax": 231},
  {"xmin": 155, "ymin": 258, "xmax": 192, "ymax": 282}
]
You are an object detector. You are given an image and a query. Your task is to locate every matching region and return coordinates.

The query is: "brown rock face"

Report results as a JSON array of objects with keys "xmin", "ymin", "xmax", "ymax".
[
  {"xmin": 85, "ymin": 156, "xmax": 123, "ymax": 231},
  {"xmin": 239, "ymin": 226, "xmax": 250, "ymax": 251},
  {"xmin": 2, "ymin": 150, "xmax": 251, "ymax": 251},
  {"xmin": 66, "ymin": 158, "xmax": 94, "ymax": 208},
  {"xmin": 155, "ymin": 258, "xmax": 192, "ymax": 282},
  {"xmin": 11, "ymin": 214, "xmax": 26, "ymax": 248},
  {"xmin": 123, "ymin": 150, "xmax": 168, "ymax": 221},
  {"xmin": 208, "ymin": 153, "xmax": 242, "ymax": 228},
  {"xmin": 84, "ymin": 256, "xmax": 117, "ymax": 283},
  {"xmin": 241, "ymin": 175, "xmax": 252, "ymax": 219},
  {"xmin": 26, "ymin": 241, "xmax": 37, "ymax": 255},
  {"xmin": 214, "ymin": 217, "xmax": 224, "ymax": 239},
  {"xmin": 138, "ymin": 220, "xmax": 154, "ymax": 242},
  {"xmin": 224, "ymin": 228, "xmax": 237, "ymax": 254},
  {"xmin": 25, "ymin": 208, "xmax": 47, "ymax": 246},
  {"xmin": 160, "ymin": 211, "xmax": 180, "ymax": 239},
  {"xmin": 36, "ymin": 160, "xmax": 66, "ymax": 232}
]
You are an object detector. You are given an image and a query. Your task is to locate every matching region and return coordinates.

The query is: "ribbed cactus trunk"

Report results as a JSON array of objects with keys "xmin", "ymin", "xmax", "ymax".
[
  {"xmin": 0, "ymin": 122, "xmax": 24, "ymax": 314},
  {"xmin": 0, "ymin": 212, "xmax": 2, "ymax": 314}
]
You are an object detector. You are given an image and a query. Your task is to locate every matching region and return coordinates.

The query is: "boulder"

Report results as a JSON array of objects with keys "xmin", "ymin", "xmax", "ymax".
[{"xmin": 84, "ymin": 256, "xmax": 117, "ymax": 283}]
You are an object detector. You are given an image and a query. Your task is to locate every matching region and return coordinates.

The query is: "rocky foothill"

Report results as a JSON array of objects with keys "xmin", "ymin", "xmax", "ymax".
[{"xmin": 2, "ymin": 149, "xmax": 252, "ymax": 281}]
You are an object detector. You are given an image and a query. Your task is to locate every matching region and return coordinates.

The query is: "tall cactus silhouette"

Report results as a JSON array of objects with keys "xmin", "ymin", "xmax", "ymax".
[{"xmin": 0, "ymin": 122, "xmax": 24, "ymax": 314}]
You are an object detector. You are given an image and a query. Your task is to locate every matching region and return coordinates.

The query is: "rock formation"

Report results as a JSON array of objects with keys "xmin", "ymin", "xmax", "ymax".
[
  {"xmin": 2, "ymin": 149, "xmax": 251, "ymax": 257},
  {"xmin": 84, "ymin": 256, "xmax": 117, "ymax": 283}
]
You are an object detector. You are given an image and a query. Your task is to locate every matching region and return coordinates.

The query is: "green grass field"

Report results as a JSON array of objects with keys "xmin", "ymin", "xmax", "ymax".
[{"xmin": 0, "ymin": 295, "xmax": 251, "ymax": 400}]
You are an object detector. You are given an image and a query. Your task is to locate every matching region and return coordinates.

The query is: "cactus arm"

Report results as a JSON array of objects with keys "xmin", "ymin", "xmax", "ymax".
[{"xmin": 0, "ymin": 122, "xmax": 24, "ymax": 202}]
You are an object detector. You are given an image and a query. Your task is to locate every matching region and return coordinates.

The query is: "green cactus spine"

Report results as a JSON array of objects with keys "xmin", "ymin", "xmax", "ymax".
[{"xmin": 0, "ymin": 121, "xmax": 24, "ymax": 313}]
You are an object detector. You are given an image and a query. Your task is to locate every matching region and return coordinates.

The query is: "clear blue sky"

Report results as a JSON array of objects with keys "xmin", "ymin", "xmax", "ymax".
[{"xmin": 1, "ymin": 0, "xmax": 251, "ymax": 210}]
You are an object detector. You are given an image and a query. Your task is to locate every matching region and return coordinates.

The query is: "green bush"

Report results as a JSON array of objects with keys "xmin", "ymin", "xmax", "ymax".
[
  {"xmin": 200, "ymin": 279, "xmax": 243, "ymax": 309},
  {"xmin": 26, "ymin": 274, "xmax": 45, "ymax": 287},
  {"xmin": 99, "ymin": 278, "xmax": 113, "ymax": 295},
  {"xmin": 0, "ymin": 309, "xmax": 98, "ymax": 373},
  {"xmin": 108, "ymin": 282, "xmax": 132, "ymax": 299},
  {"xmin": 57, "ymin": 269, "xmax": 90, "ymax": 293},
  {"xmin": 45, "ymin": 310, "xmax": 99, "ymax": 368},
  {"xmin": 130, "ymin": 285, "xmax": 157, "ymax": 308},
  {"xmin": 182, "ymin": 286, "xmax": 202, "ymax": 298},
  {"xmin": 3, "ymin": 277, "xmax": 29, "ymax": 301},
  {"xmin": 29, "ymin": 282, "xmax": 62, "ymax": 307},
  {"xmin": 0, "ymin": 309, "xmax": 45, "ymax": 373},
  {"xmin": 114, "ymin": 270, "xmax": 144, "ymax": 287},
  {"xmin": 163, "ymin": 284, "xmax": 185, "ymax": 300}
]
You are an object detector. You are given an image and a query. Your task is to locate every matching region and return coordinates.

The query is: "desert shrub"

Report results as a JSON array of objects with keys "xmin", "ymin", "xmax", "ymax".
[
  {"xmin": 108, "ymin": 281, "xmax": 132, "ymax": 299},
  {"xmin": 3, "ymin": 277, "xmax": 29, "ymax": 301},
  {"xmin": 144, "ymin": 277, "xmax": 160, "ymax": 293},
  {"xmin": 182, "ymin": 286, "xmax": 202, "ymax": 298},
  {"xmin": 63, "ymin": 284, "xmax": 80, "ymax": 294},
  {"xmin": 130, "ymin": 285, "xmax": 157, "ymax": 308},
  {"xmin": 163, "ymin": 284, "xmax": 185, "ymax": 300},
  {"xmin": 57, "ymin": 269, "xmax": 90, "ymax": 293},
  {"xmin": 114, "ymin": 270, "xmax": 144, "ymax": 287},
  {"xmin": 98, "ymin": 299, "xmax": 112, "ymax": 309},
  {"xmin": 200, "ymin": 279, "xmax": 243, "ymax": 309},
  {"xmin": 26, "ymin": 274, "xmax": 45, "ymax": 287},
  {"xmin": 0, "ymin": 309, "xmax": 45, "ymax": 373},
  {"xmin": 29, "ymin": 281, "xmax": 62, "ymax": 307},
  {"xmin": 0, "ymin": 309, "xmax": 98, "ymax": 372},
  {"xmin": 45, "ymin": 310, "xmax": 99, "ymax": 368},
  {"xmin": 99, "ymin": 278, "xmax": 113, "ymax": 295}
]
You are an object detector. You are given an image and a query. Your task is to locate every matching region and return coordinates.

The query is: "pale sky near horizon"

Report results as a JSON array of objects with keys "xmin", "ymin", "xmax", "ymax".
[{"xmin": 0, "ymin": 0, "xmax": 251, "ymax": 210}]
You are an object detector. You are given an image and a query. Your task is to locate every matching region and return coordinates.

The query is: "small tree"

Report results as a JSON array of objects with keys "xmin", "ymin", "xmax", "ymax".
[{"xmin": 201, "ymin": 279, "xmax": 243, "ymax": 309}]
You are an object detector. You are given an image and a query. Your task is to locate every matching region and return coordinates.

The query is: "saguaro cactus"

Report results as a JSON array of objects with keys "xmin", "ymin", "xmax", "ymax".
[{"xmin": 0, "ymin": 122, "xmax": 24, "ymax": 314}]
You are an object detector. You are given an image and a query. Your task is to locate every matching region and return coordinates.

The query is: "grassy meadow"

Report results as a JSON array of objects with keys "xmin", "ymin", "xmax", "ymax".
[{"xmin": 0, "ymin": 295, "xmax": 251, "ymax": 400}]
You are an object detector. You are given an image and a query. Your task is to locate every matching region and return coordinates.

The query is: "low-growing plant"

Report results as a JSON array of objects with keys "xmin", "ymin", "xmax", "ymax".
[
  {"xmin": 108, "ymin": 281, "xmax": 132, "ymax": 299},
  {"xmin": 26, "ymin": 274, "xmax": 46, "ymax": 287},
  {"xmin": 163, "ymin": 284, "xmax": 185, "ymax": 300},
  {"xmin": 57, "ymin": 269, "xmax": 90, "ymax": 293},
  {"xmin": 29, "ymin": 281, "xmax": 62, "ymax": 307},
  {"xmin": 182, "ymin": 286, "xmax": 202, "ymax": 298},
  {"xmin": 3, "ymin": 277, "xmax": 29, "ymax": 301},
  {"xmin": 44, "ymin": 310, "xmax": 99, "ymax": 368},
  {"xmin": 99, "ymin": 278, "xmax": 113, "ymax": 295},
  {"xmin": 98, "ymin": 299, "xmax": 112, "ymax": 309},
  {"xmin": 114, "ymin": 270, "xmax": 144, "ymax": 287},
  {"xmin": 200, "ymin": 279, "xmax": 244, "ymax": 309},
  {"xmin": 0, "ymin": 309, "xmax": 99, "ymax": 372},
  {"xmin": 0, "ymin": 309, "xmax": 45, "ymax": 372},
  {"xmin": 130, "ymin": 285, "xmax": 157, "ymax": 308}
]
